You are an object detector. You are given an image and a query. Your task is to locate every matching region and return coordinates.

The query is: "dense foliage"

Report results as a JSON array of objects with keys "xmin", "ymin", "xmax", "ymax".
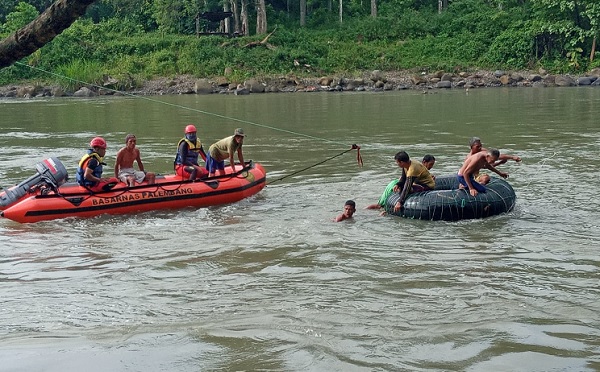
[{"xmin": 0, "ymin": 0, "xmax": 598, "ymax": 87}]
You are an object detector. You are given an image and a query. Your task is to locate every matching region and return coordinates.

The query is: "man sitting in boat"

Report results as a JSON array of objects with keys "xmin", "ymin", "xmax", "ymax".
[
  {"xmin": 367, "ymin": 153, "xmax": 436, "ymax": 213},
  {"xmin": 467, "ymin": 137, "xmax": 520, "ymax": 185},
  {"xmin": 421, "ymin": 154, "xmax": 436, "ymax": 180},
  {"xmin": 174, "ymin": 124, "xmax": 208, "ymax": 180},
  {"xmin": 458, "ymin": 148, "xmax": 508, "ymax": 197},
  {"xmin": 392, "ymin": 151, "xmax": 435, "ymax": 213},
  {"xmin": 115, "ymin": 134, "xmax": 156, "ymax": 187},
  {"xmin": 206, "ymin": 128, "xmax": 245, "ymax": 177},
  {"xmin": 76, "ymin": 137, "xmax": 119, "ymax": 192}
]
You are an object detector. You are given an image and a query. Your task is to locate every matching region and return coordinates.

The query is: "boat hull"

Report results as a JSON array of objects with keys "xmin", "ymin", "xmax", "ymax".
[{"xmin": 1, "ymin": 162, "xmax": 266, "ymax": 223}]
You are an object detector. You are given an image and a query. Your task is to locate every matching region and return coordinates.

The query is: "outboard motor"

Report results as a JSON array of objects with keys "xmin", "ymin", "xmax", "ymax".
[{"xmin": 0, "ymin": 157, "xmax": 68, "ymax": 209}]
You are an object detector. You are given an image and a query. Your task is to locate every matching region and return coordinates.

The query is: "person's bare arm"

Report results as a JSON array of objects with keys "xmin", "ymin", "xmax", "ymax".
[
  {"xmin": 237, "ymin": 147, "xmax": 244, "ymax": 168},
  {"xmin": 394, "ymin": 176, "xmax": 415, "ymax": 212},
  {"xmin": 461, "ymin": 157, "xmax": 480, "ymax": 196},
  {"xmin": 393, "ymin": 170, "xmax": 407, "ymax": 193},
  {"xmin": 229, "ymin": 153, "xmax": 236, "ymax": 171},
  {"xmin": 493, "ymin": 154, "xmax": 521, "ymax": 166},
  {"xmin": 135, "ymin": 149, "xmax": 145, "ymax": 172},
  {"xmin": 114, "ymin": 150, "xmax": 123, "ymax": 177},
  {"xmin": 484, "ymin": 161, "xmax": 508, "ymax": 178}
]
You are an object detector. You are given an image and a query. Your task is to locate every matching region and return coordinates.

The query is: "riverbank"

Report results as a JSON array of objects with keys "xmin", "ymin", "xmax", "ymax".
[{"xmin": 1, "ymin": 68, "xmax": 600, "ymax": 98}]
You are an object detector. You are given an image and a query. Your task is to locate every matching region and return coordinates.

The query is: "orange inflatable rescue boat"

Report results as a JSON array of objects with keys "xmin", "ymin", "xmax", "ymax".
[{"xmin": 1, "ymin": 157, "xmax": 266, "ymax": 223}]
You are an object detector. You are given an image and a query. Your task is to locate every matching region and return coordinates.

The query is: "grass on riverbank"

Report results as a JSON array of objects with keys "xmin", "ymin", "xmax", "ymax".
[{"xmin": 2, "ymin": 12, "xmax": 599, "ymax": 90}]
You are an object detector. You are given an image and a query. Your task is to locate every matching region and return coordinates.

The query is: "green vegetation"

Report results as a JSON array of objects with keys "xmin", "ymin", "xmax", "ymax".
[{"xmin": 1, "ymin": 0, "xmax": 599, "ymax": 88}]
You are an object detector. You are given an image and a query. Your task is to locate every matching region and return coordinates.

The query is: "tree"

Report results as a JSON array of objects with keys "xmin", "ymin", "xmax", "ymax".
[
  {"xmin": 371, "ymin": 0, "xmax": 377, "ymax": 17},
  {"xmin": 222, "ymin": 0, "xmax": 231, "ymax": 34},
  {"xmin": 1, "ymin": 2, "xmax": 39, "ymax": 33},
  {"xmin": 531, "ymin": 0, "xmax": 600, "ymax": 66},
  {"xmin": 240, "ymin": 0, "xmax": 248, "ymax": 35},
  {"xmin": 229, "ymin": 0, "xmax": 241, "ymax": 34},
  {"xmin": 0, "ymin": 0, "xmax": 97, "ymax": 69},
  {"xmin": 256, "ymin": 0, "xmax": 267, "ymax": 34},
  {"xmin": 300, "ymin": 0, "xmax": 306, "ymax": 26}
]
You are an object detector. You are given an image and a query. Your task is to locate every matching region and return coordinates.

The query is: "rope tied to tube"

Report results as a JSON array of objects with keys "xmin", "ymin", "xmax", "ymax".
[{"xmin": 267, "ymin": 143, "xmax": 363, "ymax": 185}]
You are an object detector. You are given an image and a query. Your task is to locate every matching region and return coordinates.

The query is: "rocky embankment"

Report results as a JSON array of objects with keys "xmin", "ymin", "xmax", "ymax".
[{"xmin": 2, "ymin": 68, "xmax": 600, "ymax": 98}]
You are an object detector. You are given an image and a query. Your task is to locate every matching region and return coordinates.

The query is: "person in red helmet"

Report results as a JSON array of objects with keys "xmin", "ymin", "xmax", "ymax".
[
  {"xmin": 76, "ymin": 137, "xmax": 118, "ymax": 192},
  {"xmin": 174, "ymin": 124, "xmax": 208, "ymax": 180}
]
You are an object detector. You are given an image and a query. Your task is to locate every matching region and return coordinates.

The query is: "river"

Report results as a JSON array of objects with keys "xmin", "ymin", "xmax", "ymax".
[{"xmin": 1, "ymin": 87, "xmax": 599, "ymax": 371}]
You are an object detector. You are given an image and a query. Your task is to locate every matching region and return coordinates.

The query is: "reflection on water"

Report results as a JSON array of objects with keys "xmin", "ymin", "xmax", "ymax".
[{"xmin": 1, "ymin": 88, "xmax": 600, "ymax": 371}]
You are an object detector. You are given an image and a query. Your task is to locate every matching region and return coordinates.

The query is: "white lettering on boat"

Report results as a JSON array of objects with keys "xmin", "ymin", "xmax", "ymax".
[{"xmin": 91, "ymin": 188, "xmax": 194, "ymax": 206}]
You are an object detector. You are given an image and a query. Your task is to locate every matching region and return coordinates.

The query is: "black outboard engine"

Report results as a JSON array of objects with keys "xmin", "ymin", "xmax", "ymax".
[{"xmin": 0, "ymin": 157, "xmax": 69, "ymax": 209}]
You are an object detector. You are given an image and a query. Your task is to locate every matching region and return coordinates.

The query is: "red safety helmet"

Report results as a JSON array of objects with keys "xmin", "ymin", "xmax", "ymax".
[
  {"xmin": 89, "ymin": 137, "xmax": 107, "ymax": 149},
  {"xmin": 185, "ymin": 124, "xmax": 197, "ymax": 134}
]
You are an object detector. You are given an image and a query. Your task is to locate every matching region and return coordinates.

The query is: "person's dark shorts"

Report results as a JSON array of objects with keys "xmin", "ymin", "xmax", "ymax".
[
  {"xmin": 457, "ymin": 174, "xmax": 486, "ymax": 193},
  {"xmin": 205, "ymin": 155, "xmax": 225, "ymax": 174}
]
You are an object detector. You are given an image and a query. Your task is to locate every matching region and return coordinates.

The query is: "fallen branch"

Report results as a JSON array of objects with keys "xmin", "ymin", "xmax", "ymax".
[{"xmin": 243, "ymin": 26, "xmax": 277, "ymax": 49}]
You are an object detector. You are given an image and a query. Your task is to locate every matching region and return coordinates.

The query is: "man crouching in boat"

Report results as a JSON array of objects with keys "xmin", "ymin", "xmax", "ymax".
[
  {"xmin": 76, "ymin": 137, "xmax": 119, "ymax": 192},
  {"xmin": 392, "ymin": 151, "xmax": 435, "ymax": 213},
  {"xmin": 174, "ymin": 124, "xmax": 209, "ymax": 180},
  {"xmin": 466, "ymin": 137, "xmax": 520, "ymax": 185},
  {"xmin": 457, "ymin": 148, "xmax": 508, "ymax": 197},
  {"xmin": 206, "ymin": 128, "xmax": 245, "ymax": 178}
]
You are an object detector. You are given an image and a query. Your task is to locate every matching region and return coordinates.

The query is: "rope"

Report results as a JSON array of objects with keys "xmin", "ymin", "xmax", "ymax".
[
  {"xmin": 267, "ymin": 145, "xmax": 360, "ymax": 185},
  {"xmin": 520, "ymin": 151, "xmax": 556, "ymax": 190},
  {"xmin": 14, "ymin": 62, "xmax": 364, "ymax": 177}
]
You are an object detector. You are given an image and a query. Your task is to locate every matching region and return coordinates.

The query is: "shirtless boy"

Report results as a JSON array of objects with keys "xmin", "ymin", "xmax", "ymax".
[
  {"xmin": 458, "ymin": 148, "xmax": 508, "ymax": 197},
  {"xmin": 467, "ymin": 137, "xmax": 520, "ymax": 184},
  {"xmin": 335, "ymin": 200, "xmax": 356, "ymax": 222},
  {"xmin": 114, "ymin": 134, "xmax": 156, "ymax": 187}
]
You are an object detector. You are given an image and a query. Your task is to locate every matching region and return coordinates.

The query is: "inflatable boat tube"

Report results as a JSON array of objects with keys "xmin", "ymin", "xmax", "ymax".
[
  {"xmin": 385, "ymin": 175, "xmax": 516, "ymax": 221},
  {"xmin": 1, "ymin": 160, "xmax": 266, "ymax": 223}
]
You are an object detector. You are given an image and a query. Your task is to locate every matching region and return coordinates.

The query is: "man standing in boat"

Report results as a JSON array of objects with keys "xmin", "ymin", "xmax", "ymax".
[
  {"xmin": 467, "ymin": 137, "xmax": 520, "ymax": 184},
  {"xmin": 76, "ymin": 137, "xmax": 119, "ymax": 192},
  {"xmin": 458, "ymin": 148, "xmax": 508, "ymax": 197},
  {"xmin": 392, "ymin": 151, "xmax": 435, "ymax": 213},
  {"xmin": 206, "ymin": 128, "xmax": 245, "ymax": 177},
  {"xmin": 115, "ymin": 134, "xmax": 156, "ymax": 187},
  {"xmin": 175, "ymin": 124, "xmax": 208, "ymax": 180}
]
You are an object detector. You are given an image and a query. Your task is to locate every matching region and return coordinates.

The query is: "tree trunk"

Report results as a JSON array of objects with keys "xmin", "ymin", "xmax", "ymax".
[
  {"xmin": 438, "ymin": 0, "xmax": 448, "ymax": 13},
  {"xmin": 591, "ymin": 35, "xmax": 597, "ymax": 62},
  {"xmin": 223, "ymin": 2, "xmax": 231, "ymax": 35},
  {"xmin": 0, "ymin": 0, "xmax": 97, "ymax": 69},
  {"xmin": 370, "ymin": 0, "xmax": 377, "ymax": 17},
  {"xmin": 256, "ymin": 0, "xmax": 267, "ymax": 34},
  {"xmin": 300, "ymin": 0, "xmax": 306, "ymax": 27},
  {"xmin": 240, "ymin": 0, "xmax": 249, "ymax": 36},
  {"xmin": 339, "ymin": 0, "xmax": 343, "ymax": 24},
  {"xmin": 230, "ymin": 0, "xmax": 241, "ymax": 35}
]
